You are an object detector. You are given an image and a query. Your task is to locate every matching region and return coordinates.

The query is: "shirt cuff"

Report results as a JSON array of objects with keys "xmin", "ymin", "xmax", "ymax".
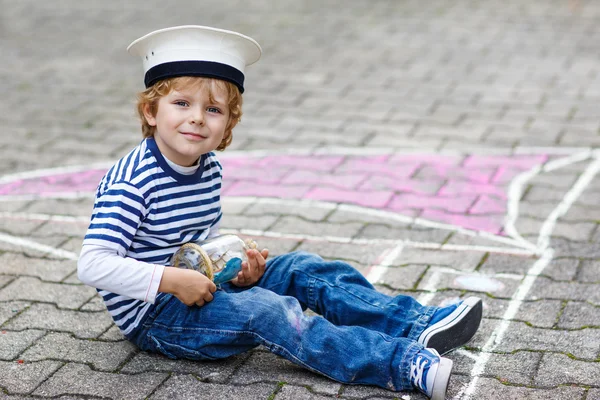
[{"xmin": 144, "ymin": 264, "xmax": 166, "ymax": 303}]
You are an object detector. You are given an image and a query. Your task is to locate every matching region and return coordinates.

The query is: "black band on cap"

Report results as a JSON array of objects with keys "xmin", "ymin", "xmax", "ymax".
[{"xmin": 144, "ymin": 61, "xmax": 245, "ymax": 93}]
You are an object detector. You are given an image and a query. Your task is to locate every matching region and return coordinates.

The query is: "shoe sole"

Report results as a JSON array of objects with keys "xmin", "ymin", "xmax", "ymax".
[
  {"xmin": 419, "ymin": 297, "xmax": 483, "ymax": 355},
  {"xmin": 431, "ymin": 357, "xmax": 453, "ymax": 400}
]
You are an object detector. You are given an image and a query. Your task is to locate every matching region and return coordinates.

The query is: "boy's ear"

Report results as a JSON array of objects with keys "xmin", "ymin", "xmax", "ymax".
[{"xmin": 142, "ymin": 104, "xmax": 157, "ymax": 126}]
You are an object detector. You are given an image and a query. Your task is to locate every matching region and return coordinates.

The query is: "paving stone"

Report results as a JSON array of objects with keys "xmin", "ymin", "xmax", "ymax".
[
  {"xmin": 395, "ymin": 247, "xmax": 486, "ymax": 270},
  {"xmin": 295, "ymin": 241, "xmax": 393, "ymax": 267},
  {"xmin": 0, "ymin": 253, "xmax": 76, "ymax": 282},
  {"xmin": 326, "ymin": 207, "xmax": 415, "ymax": 225},
  {"xmin": 484, "ymin": 298, "xmax": 562, "ymax": 328},
  {"xmin": 376, "ymin": 264, "xmax": 427, "ymax": 289},
  {"xmin": 535, "ymin": 353, "xmax": 600, "ymax": 387},
  {"xmin": 479, "ymin": 253, "xmax": 573, "ymax": 281},
  {"xmin": 417, "ymin": 268, "xmax": 520, "ymax": 298},
  {"xmin": 99, "ymin": 325, "xmax": 126, "ymax": 342},
  {"xmin": 0, "ymin": 276, "xmax": 15, "ymax": 290},
  {"xmin": 356, "ymin": 224, "xmax": 451, "ymax": 244},
  {"xmin": 274, "ymin": 385, "xmax": 336, "ymax": 400},
  {"xmin": 0, "ymin": 301, "xmax": 31, "ymax": 326},
  {"xmin": 33, "ymin": 363, "xmax": 167, "ymax": 399},
  {"xmin": 220, "ymin": 214, "xmax": 279, "ymax": 231},
  {"xmin": 0, "ymin": 360, "xmax": 62, "ymax": 394},
  {"xmin": 459, "ymin": 376, "xmax": 585, "ymax": 399},
  {"xmin": 0, "ymin": 277, "xmax": 95, "ymax": 309},
  {"xmin": 528, "ymin": 277, "xmax": 600, "ymax": 304},
  {"xmin": 269, "ymin": 216, "xmax": 364, "ymax": 239},
  {"xmin": 21, "ymin": 332, "xmax": 137, "ymax": 371},
  {"xmin": 557, "ymin": 301, "xmax": 600, "ymax": 329},
  {"xmin": 338, "ymin": 384, "xmax": 413, "ymax": 399},
  {"xmin": 494, "ymin": 321, "xmax": 599, "ymax": 359},
  {"xmin": 121, "ymin": 351, "xmax": 246, "ymax": 383},
  {"xmin": 577, "ymin": 259, "xmax": 600, "ymax": 283},
  {"xmin": 589, "ymin": 389, "xmax": 600, "ymax": 400},
  {"xmin": 451, "ymin": 350, "xmax": 542, "ymax": 386},
  {"xmin": 0, "ymin": 329, "xmax": 45, "ymax": 361},
  {"xmin": 4, "ymin": 304, "xmax": 113, "ymax": 339},
  {"xmin": 232, "ymin": 351, "xmax": 342, "ymax": 396},
  {"xmin": 80, "ymin": 293, "xmax": 106, "ymax": 312},
  {"xmin": 149, "ymin": 374, "xmax": 276, "ymax": 400}
]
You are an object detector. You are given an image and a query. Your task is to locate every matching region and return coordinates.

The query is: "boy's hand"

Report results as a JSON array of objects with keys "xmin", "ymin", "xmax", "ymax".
[
  {"xmin": 231, "ymin": 248, "xmax": 269, "ymax": 287},
  {"xmin": 159, "ymin": 267, "xmax": 217, "ymax": 307}
]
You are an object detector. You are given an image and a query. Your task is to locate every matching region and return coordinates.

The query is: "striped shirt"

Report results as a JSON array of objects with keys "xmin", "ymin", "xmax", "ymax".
[{"xmin": 81, "ymin": 137, "xmax": 222, "ymax": 337}]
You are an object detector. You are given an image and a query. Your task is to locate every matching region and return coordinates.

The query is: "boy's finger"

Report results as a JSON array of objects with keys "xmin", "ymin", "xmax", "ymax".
[{"xmin": 261, "ymin": 249, "xmax": 269, "ymax": 260}]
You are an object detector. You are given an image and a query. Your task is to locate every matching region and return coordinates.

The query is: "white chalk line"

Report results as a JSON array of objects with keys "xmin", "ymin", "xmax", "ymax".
[
  {"xmin": 0, "ymin": 232, "xmax": 79, "ymax": 261},
  {"xmin": 220, "ymin": 228, "xmax": 536, "ymax": 256},
  {"xmin": 366, "ymin": 243, "xmax": 405, "ymax": 284},
  {"xmin": 459, "ymin": 153, "xmax": 600, "ymax": 399}
]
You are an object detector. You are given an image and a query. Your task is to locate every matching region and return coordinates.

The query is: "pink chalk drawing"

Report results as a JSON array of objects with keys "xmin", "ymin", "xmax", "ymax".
[{"xmin": 0, "ymin": 152, "xmax": 550, "ymax": 235}]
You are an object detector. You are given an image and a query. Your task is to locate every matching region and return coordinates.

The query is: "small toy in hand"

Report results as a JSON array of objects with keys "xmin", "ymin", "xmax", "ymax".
[{"xmin": 171, "ymin": 235, "xmax": 258, "ymax": 284}]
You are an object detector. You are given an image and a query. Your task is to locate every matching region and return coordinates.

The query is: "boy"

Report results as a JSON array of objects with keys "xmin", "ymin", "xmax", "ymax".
[{"xmin": 78, "ymin": 25, "xmax": 483, "ymax": 400}]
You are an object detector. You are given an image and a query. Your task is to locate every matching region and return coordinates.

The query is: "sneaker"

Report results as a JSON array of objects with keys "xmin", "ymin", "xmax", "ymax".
[
  {"xmin": 410, "ymin": 347, "xmax": 453, "ymax": 400},
  {"xmin": 418, "ymin": 296, "xmax": 483, "ymax": 355}
]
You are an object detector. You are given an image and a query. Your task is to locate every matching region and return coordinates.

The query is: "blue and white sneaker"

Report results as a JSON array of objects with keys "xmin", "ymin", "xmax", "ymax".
[
  {"xmin": 410, "ymin": 348, "xmax": 453, "ymax": 400},
  {"xmin": 418, "ymin": 296, "xmax": 483, "ymax": 355}
]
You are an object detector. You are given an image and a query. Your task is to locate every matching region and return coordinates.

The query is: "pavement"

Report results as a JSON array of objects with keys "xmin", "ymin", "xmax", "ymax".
[{"xmin": 0, "ymin": 0, "xmax": 599, "ymax": 399}]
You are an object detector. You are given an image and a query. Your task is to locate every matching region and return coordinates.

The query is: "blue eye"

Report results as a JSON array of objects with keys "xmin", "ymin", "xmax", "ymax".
[
  {"xmin": 174, "ymin": 101, "xmax": 189, "ymax": 107},
  {"xmin": 207, "ymin": 107, "xmax": 222, "ymax": 114}
]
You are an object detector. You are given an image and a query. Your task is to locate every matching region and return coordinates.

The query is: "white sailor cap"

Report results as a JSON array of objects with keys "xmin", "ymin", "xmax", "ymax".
[{"xmin": 127, "ymin": 25, "xmax": 262, "ymax": 93}]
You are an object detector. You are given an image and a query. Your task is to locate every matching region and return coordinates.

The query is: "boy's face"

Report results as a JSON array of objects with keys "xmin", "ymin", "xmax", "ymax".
[{"xmin": 144, "ymin": 83, "xmax": 229, "ymax": 167}]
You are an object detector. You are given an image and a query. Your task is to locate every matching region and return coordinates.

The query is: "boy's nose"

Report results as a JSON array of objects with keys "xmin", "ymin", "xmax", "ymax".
[{"xmin": 190, "ymin": 109, "xmax": 204, "ymax": 125}]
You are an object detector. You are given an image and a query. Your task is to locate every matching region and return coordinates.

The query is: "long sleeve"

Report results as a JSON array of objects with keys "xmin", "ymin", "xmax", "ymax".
[{"xmin": 78, "ymin": 244, "xmax": 165, "ymax": 303}]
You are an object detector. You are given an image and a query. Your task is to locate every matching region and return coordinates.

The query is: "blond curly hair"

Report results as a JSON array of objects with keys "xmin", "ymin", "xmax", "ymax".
[{"xmin": 136, "ymin": 76, "xmax": 243, "ymax": 151}]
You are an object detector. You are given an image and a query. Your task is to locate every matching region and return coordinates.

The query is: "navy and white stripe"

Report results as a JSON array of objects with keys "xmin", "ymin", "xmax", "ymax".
[{"xmin": 83, "ymin": 137, "xmax": 222, "ymax": 337}]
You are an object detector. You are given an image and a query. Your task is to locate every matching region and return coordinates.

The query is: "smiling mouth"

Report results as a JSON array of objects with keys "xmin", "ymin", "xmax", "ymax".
[{"xmin": 181, "ymin": 132, "xmax": 208, "ymax": 140}]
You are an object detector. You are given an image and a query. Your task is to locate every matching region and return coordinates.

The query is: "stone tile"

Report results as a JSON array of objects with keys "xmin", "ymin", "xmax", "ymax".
[
  {"xmin": 0, "ymin": 329, "xmax": 45, "ymax": 361},
  {"xmin": 0, "ymin": 253, "xmax": 76, "ymax": 282},
  {"xmin": 536, "ymin": 353, "xmax": 600, "ymax": 386},
  {"xmin": 0, "ymin": 276, "xmax": 15, "ymax": 289},
  {"xmin": 395, "ymin": 247, "xmax": 485, "ymax": 271},
  {"xmin": 121, "ymin": 351, "xmax": 247, "ymax": 383},
  {"xmin": 0, "ymin": 301, "xmax": 31, "ymax": 326},
  {"xmin": 232, "ymin": 351, "xmax": 342, "ymax": 396},
  {"xmin": 99, "ymin": 325, "xmax": 126, "ymax": 342},
  {"xmin": 356, "ymin": 224, "xmax": 451, "ymax": 244},
  {"xmin": 0, "ymin": 277, "xmax": 96, "ymax": 309},
  {"xmin": 528, "ymin": 277, "xmax": 600, "ymax": 303},
  {"xmin": 21, "ymin": 332, "xmax": 137, "ymax": 371},
  {"xmin": 417, "ymin": 268, "xmax": 520, "ymax": 298},
  {"xmin": 4, "ymin": 304, "xmax": 113, "ymax": 339},
  {"xmin": 577, "ymin": 259, "xmax": 600, "ymax": 282},
  {"xmin": 295, "ymin": 241, "xmax": 393, "ymax": 267},
  {"xmin": 484, "ymin": 298, "xmax": 563, "ymax": 329},
  {"xmin": 462, "ymin": 376, "xmax": 585, "ymax": 399},
  {"xmin": 220, "ymin": 214, "xmax": 279, "ymax": 231},
  {"xmin": 33, "ymin": 363, "xmax": 168, "ymax": 399},
  {"xmin": 588, "ymin": 389, "xmax": 600, "ymax": 400},
  {"xmin": 269, "ymin": 216, "xmax": 364, "ymax": 239},
  {"xmin": 494, "ymin": 321, "xmax": 599, "ymax": 359},
  {"xmin": 326, "ymin": 208, "xmax": 413, "ymax": 225},
  {"xmin": 377, "ymin": 264, "xmax": 427, "ymax": 289},
  {"xmin": 0, "ymin": 360, "xmax": 62, "ymax": 394},
  {"xmin": 338, "ymin": 384, "xmax": 410, "ymax": 399},
  {"xmin": 242, "ymin": 201, "xmax": 333, "ymax": 222},
  {"xmin": 275, "ymin": 385, "xmax": 336, "ymax": 400},
  {"xmin": 479, "ymin": 253, "xmax": 570, "ymax": 279},
  {"xmin": 149, "ymin": 374, "xmax": 276, "ymax": 400},
  {"xmin": 557, "ymin": 301, "xmax": 600, "ymax": 329},
  {"xmin": 80, "ymin": 293, "xmax": 106, "ymax": 312},
  {"xmin": 451, "ymin": 350, "xmax": 542, "ymax": 386}
]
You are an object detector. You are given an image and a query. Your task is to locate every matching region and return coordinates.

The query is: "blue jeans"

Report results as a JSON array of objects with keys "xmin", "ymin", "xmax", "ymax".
[{"xmin": 131, "ymin": 251, "xmax": 437, "ymax": 391}]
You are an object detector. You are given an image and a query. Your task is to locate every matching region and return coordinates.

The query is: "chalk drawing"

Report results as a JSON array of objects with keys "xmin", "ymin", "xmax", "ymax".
[{"xmin": 0, "ymin": 146, "xmax": 597, "ymax": 400}]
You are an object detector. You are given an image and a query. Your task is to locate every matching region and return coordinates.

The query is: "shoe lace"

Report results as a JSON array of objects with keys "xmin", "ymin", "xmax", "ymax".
[{"xmin": 410, "ymin": 355, "xmax": 428, "ymax": 392}]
